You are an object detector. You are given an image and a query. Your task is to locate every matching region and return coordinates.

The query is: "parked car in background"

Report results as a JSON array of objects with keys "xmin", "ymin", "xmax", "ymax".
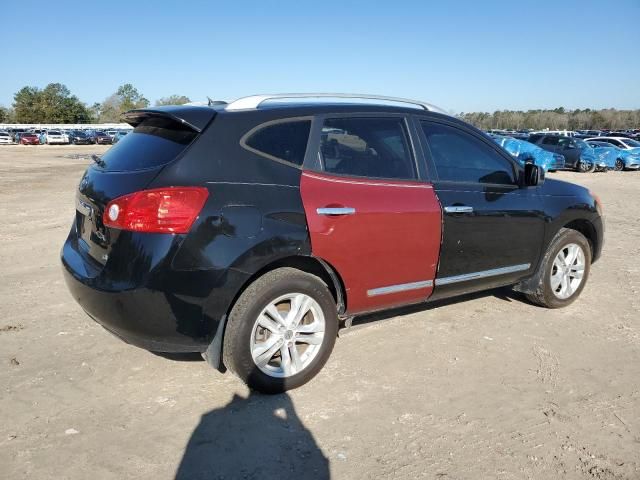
[
  {"xmin": 585, "ymin": 142, "xmax": 617, "ymax": 171},
  {"xmin": 490, "ymin": 135, "xmax": 565, "ymax": 171},
  {"xmin": 0, "ymin": 131, "xmax": 12, "ymax": 144},
  {"xmin": 586, "ymin": 140, "xmax": 640, "ymax": 170},
  {"xmin": 61, "ymin": 96, "xmax": 604, "ymax": 393},
  {"xmin": 94, "ymin": 131, "xmax": 112, "ymax": 145},
  {"xmin": 528, "ymin": 134, "xmax": 597, "ymax": 172},
  {"xmin": 68, "ymin": 130, "xmax": 93, "ymax": 145},
  {"xmin": 8, "ymin": 128, "xmax": 27, "ymax": 142},
  {"xmin": 586, "ymin": 136, "xmax": 640, "ymax": 151},
  {"xmin": 19, "ymin": 133, "xmax": 41, "ymax": 145},
  {"xmin": 105, "ymin": 130, "xmax": 118, "ymax": 139},
  {"xmin": 112, "ymin": 131, "xmax": 129, "ymax": 144},
  {"xmin": 45, "ymin": 130, "xmax": 67, "ymax": 145}
]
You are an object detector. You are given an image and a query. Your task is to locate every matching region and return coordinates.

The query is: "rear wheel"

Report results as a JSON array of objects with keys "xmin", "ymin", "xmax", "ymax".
[
  {"xmin": 525, "ymin": 228, "xmax": 591, "ymax": 308},
  {"xmin": 223, "ymin": 267, "xmax": 338, "ymax": 394},
  {"xmin": 614, "ymin": 159, "xmax": 624, "ymax": 171}
]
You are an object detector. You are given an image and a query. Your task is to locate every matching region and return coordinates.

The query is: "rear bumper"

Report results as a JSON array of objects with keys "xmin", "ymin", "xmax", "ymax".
[{"xmin": 60, "ymin": 229, "xmax": 235, "ymax": 352}]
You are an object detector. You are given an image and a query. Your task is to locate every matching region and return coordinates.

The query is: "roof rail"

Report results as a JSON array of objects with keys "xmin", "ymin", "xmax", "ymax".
[{"xmin": 225, "ymin": 93, "xmax": 447, "ymax": 114}]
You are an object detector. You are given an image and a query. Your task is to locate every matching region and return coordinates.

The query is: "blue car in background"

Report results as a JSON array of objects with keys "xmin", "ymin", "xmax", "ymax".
[
  {"xmin": 491, "ymin": 135, "xmax": 565, "ymax": 172},
  {"xmin": 585, "ymin": 141, "xmax": 618, "ymax": 171},
  {"xmin": 586, "ymin": 140, "xmax": 640, "ymax": 171}
]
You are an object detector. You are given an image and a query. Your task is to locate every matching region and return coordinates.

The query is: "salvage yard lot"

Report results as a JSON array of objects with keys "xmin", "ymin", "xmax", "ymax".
[{"xmin": 1, "ymin": 145, "xmax": 639, "ymax": 480}]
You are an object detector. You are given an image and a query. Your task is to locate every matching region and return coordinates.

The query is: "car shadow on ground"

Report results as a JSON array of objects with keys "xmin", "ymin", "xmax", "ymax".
[{"xmin": 175, "ymin": 391, "xmax": 330, "ymax": 480}]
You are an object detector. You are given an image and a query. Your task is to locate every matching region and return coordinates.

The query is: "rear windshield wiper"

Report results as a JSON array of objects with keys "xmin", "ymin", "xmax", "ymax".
[{"xmin": 91, "ymin": 154, "xmax": 105, "ymax": 168}]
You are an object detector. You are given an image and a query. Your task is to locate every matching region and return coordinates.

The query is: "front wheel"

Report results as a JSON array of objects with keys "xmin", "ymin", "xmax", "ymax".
[
  {"xmin": 577, "ymin": 159, "xmax": 596, "ymax": 173},
  {"xmin": 525, "ymin": 228, "xmax": 591, "ymax": 308},
  {"xmin": 614, "ymin": 159, "xmax": 624, "ymax": 171},
  {"xmin": 223, "ymin": 267, "xmax": 338, "ymax": 394}
]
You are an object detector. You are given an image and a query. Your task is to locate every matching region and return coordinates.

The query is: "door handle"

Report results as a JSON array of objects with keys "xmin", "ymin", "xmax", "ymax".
[
  {"xmin": 316, "ymin": 207, "xmax": 356, "ymax": 216},
  {"xmin": 444, "ymin": 206, "xmax": 474, "ymax": 214}
]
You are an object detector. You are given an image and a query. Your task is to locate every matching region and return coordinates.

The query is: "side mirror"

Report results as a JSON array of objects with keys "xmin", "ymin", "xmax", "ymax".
[{"xmin": 523, "ymin": 163, "xmax": 544, "ymax": 187}]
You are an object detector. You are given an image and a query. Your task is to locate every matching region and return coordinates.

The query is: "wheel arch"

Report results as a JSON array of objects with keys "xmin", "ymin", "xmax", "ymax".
[
  {"xmin": 203, "ymin": 255, "xmax": 347, "ymax": 372},
  {"xmin": 563, "ymin": 219, "xmax": 598, "ymax": 262}
]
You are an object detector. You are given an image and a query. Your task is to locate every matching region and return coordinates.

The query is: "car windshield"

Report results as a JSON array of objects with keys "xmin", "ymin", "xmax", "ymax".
[
  {"xmin": 623, "ymin": 139, "xmax": 640, "ymax": 148},
  {"xmin": 49, "ymin": 131, "xmax": 61, "ymax": 135},
  {"xmin": 96, "ymin": 131, "xmax": 106, "ymax": 135}
]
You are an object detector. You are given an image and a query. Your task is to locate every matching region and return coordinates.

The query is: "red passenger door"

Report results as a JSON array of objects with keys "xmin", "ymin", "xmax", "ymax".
[{"xmin": 300, "ymin": 116, "xmax": 442, "ymax": 314}]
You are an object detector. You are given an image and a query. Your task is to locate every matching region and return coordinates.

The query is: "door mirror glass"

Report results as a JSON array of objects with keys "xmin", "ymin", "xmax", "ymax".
[{"xmin": 523, "ymin": 163, "xmax": 544, "ymax": 186}]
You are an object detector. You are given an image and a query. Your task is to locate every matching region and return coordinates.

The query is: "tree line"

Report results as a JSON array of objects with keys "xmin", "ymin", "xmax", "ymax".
[
  {"xmin": 2, "ymin": 85, "xmax": 639, "ymax": 130},
  {"xmin": 0, "ymin": 83, "xmax": 191, "ymax": 124},
  {"xmin": 460, "ymin": 108, "xmax": 640, "ymax": 131}
]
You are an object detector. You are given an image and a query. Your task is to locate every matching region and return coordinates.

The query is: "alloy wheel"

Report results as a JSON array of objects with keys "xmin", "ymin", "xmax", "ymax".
[
  {"xmin": 550, "ymin": 243, "xmax": 585, "ymax": 299},
  {"xmin": 250, "ymin": 293, "xmax": 326, "ymax": 378}
]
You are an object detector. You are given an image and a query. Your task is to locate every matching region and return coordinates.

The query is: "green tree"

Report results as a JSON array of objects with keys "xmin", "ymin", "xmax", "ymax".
[
  {"xmin": 13, "ymin": 86, "xmax": 42, "ymax": 123},
  {"xmin": 12, "ymin": 83, "xmax": 91, "ymax": 123},
  {"xmin": 155, "ymin": 95, "xmax": 191, "ymax": 106},
  {"xmin": 0, "ymin": 106, "xmax": 8, "ymax": 123},
  {"xmin": 116, "ymin": 84, "xmax": 149, "ymax": 111},
  {"xmin": 97, "ymin": 84, "xmax": 149, "ymax": 122}
]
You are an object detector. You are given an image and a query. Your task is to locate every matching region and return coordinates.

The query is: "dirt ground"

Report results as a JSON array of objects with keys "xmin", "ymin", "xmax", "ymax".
[{"xmin": 1, "ymin": 144, "xmax": 639, "ymax": 480}]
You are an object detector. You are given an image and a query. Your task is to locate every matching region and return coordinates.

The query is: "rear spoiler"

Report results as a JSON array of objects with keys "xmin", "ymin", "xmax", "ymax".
[{"xmin": 122, "ymin": 105, "xmax": 216, "ymax": 133}]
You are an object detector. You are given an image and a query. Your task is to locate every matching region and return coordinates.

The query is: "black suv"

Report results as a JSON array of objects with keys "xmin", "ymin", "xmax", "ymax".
[{"xmin": 62, "ymin": 94, "xmax": 604, "ymax": 393}]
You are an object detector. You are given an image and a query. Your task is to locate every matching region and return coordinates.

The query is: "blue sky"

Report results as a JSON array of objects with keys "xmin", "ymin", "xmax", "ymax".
[{"xmin": 2, "ymin": 0, "xmax": 639, "ymax": 113}]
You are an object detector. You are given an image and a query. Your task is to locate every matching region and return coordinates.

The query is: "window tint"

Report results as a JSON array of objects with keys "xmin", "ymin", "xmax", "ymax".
[
  {"xmin": 244, "ymin": 120, "xmax": 311, "ymax": 166},
  {"xmin": 99, "ymin": 116, "xmax": 197, "ymax": 172},
  {"xmin": 542, "ymin": 136, "xmax": 560, "ymax": 145},
  {"xmin": 557, "ymin": 137, "xmax": 573, "ymax": 148},
  {"xmin": 421, "ymin": 121, "xmax": 516, "ymax": 184},
  {"xmin": 319, "ymin": 117, "xmax": 415, "ymax": 179}
]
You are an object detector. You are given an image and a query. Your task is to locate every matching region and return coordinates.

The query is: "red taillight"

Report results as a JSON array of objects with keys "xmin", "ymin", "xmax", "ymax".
[{"xmin": 103, "ymin": 187, "xmax": 209, "ymax": 234}]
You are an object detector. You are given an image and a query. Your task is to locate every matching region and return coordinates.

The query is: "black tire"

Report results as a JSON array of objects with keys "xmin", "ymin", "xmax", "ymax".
[
  {"xmin": 223, "ymin": 267, "xmax": 338, "ymax": 394},
  {"xmin": 525, "ymin": 228, "xmax": 591, "ymax": 308},
  {"xmin": 577, "ymin": 159, "xmax": 596, "ymax": 173},
  {"xmin": 614, "ymin": 159, "xmax": 624, "ymax": 171}
]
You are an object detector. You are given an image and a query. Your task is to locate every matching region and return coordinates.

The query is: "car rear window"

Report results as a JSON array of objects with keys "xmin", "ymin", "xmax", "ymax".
[{"xmin": 97, "ymin": 116, "xmax": 197, "ymax": 172}]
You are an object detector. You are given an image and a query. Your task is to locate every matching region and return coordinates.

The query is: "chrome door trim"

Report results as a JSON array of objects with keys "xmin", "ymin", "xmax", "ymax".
[
  {"xmin": 316, "ymin": 207, "xmax": 356, "ymax": 216},
  {"xmin": 435, "ymin": 263, "xmax": 530, "ymax": 286},
  {"xmin": 367, "ymin": 280, "xmax": 433, "ymax": 297},
  {"xmin": 444, "ymin": 205, "xmax": 474, "ymax": 214}
]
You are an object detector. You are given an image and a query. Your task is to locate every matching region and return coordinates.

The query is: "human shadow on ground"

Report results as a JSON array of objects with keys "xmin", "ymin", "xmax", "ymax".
[{"xmin": 175, "ymin": 391, "xmax": 329, "ymax": 479}]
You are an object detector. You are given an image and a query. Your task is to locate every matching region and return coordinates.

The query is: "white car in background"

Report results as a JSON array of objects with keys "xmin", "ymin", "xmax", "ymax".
[
  {"xmin": 0, "ymin": 131, "xmax": 13, "ymax": 144},
  {"xmin": 105, "ymin": 130, "xmax": 118, "ymax": 139},
  {"xmin": 45, "ymin": 130, "xmax": 67, "ymax": 145},
  {"xmin": 586, "ymin": 136, "xmax": 640, "ymax": 150}
]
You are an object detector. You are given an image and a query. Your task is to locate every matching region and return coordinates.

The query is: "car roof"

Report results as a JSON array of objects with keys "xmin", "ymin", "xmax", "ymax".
[
  {"xmin": 586, "ymin": 136, "xmax": 629, "ymax": 141},
  {"xmin": 124, "ymin": 96, "xmax": 457, "ymax": 133}
]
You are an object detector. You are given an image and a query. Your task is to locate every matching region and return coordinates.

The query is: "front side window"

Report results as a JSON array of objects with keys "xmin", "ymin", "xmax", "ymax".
[
  {"xmin": 319, "ymin": 117, "xmax": 415, "ymax": 179},
  {"xmin": 242, "ymin": 119, "xmax": 311, "ymax": 166},
  {"xmin": 421, "ymin": 121, "xmax": 516, "ymax": 185}
]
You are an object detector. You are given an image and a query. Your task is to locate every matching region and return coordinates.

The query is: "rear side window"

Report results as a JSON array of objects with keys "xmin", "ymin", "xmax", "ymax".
[
  {"xmin": 98, "ymin": 116, "xmax": 197, "ymax": 171},
  {"xmin": 319, "ymin": 117, "xmax": 416, "ymax": 180},
  {"xmin": 242, "ymin": 119, "xmax": 311, "ymax": 166},
  {"xmin": 542, "ymin": 136, "xmax": 559, "ymax": 145},
  {"xmin": 421, "ymin": 121, "xmax": 516, "ymax": 185}
]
